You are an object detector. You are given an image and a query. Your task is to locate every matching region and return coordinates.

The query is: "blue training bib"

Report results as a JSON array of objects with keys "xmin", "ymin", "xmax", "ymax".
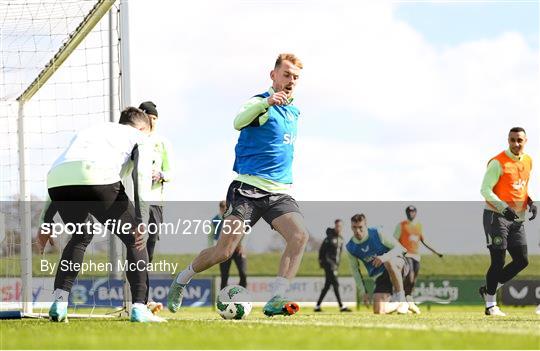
[
  {"xmin": 233, "ymin": 92, "xmax": 299, "ymax": 184},
  {"xmin": 346, "ymin": 228, "xmax": 390, "ymax": 277}
]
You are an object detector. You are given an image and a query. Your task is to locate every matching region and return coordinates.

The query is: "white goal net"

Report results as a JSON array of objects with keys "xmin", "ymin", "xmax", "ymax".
[{"xmin": 0, "ymin": 0, "xmax": 129, "ymax": 316}]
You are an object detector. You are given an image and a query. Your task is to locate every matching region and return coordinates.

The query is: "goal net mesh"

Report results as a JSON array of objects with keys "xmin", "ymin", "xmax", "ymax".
[{"xmin": 0, "ymin": 0, "xmax": 125, "ymax": 315}]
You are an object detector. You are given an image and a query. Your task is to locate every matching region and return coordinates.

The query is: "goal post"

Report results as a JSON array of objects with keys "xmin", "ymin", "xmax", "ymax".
[
  {"xmin": 16, "ymin": 0, "xmax": 117, "ymax": 104},
  {"xmin": 1, "ymin": 0, "xmax": 131, "ymax": 317}
]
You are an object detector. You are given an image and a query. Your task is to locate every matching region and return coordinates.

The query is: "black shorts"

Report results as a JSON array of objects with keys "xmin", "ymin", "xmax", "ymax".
[
  {"xmin": 46, "ymin": 182, "xmax": 138, "ymax": 234},
  {"xmin": 373, "ymin": 256, "xmax": 409, "ymax": 294},
  {"xmin": 406, "ymin": 257, "xmax": 420, "ymax": 276},
  {"xmin": 224, "ymin": 180, "xmax": 301, "ymax": 228},
  {"xmin": 483, "ymin": 209, "xmax": 526, "ymax": 250}
]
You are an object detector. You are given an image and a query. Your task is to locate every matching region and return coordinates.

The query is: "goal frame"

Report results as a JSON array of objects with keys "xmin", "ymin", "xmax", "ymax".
[{"xmin": 14, "ymin": 0, "xmax": 132, "ymax": 315}]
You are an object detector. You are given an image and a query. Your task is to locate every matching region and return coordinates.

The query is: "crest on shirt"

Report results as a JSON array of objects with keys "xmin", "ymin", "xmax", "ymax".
[{"xmin": 512, "ymin": 179, "xmax": 527, "ymax": 191}]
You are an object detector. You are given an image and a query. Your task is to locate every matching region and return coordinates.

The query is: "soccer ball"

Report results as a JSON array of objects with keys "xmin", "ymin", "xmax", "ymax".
[{"xmin": 216, "ymin": 285, "xmax": 252, "ymax": 320}]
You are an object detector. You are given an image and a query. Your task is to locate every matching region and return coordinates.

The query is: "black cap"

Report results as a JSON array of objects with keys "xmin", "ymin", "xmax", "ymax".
[
  {"xmin": 139, "ymin": 101, "xmax": 158, "ymax": 117},
  {"xmin": 406, "ymin": 205, "xmax": 417, "ymax": 213}
]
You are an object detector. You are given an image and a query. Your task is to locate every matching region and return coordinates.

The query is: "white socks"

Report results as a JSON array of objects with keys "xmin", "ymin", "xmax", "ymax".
[
  {"xmin": 53, "ymin": 289, "xmax": 69, "ymax": 302},
  {"xmin": 175, "ymin": 264, "xmax": 196, "ymax": 285},
  {"xmin": 132, "ymin": 303, "xmax": 146, "ymax": 310},
  {"xmin": 486, "ymin": 293, "xmax": 497, "ymax": 308},
  {"xmin": 271, "ymin": 276, "xmax": 290, "ymax": 298},
  {"xmin": 485, "ymin": 283, "xmax": 504, "ymax": 308}
]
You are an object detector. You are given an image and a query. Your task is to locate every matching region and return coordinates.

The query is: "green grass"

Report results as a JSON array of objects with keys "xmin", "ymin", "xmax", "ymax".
[
  {"xmin": 1, "ymin": 306, "xmax": 539, "ymax": 349},
  {"xmin": 2, "ymin": 253, "xmax": 540, "ymax": 278}
]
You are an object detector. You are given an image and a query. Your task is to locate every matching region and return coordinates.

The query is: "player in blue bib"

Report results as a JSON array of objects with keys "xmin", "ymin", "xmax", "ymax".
[
  {"xmin": 347, "ymin": 213, "xmax": 414, "ymax": 314},
  {"xmin": 168, "ymin": 54, "xmax": 309, "ymax": 317}
]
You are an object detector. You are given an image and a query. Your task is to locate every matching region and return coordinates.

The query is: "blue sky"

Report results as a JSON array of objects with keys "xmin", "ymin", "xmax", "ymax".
[
  {"xmin": 126, "ymin": 0, "xmax": 539, "ymax": 204},
  {"xmin": 395, "ymin": 1, "xmax": 539, "ymax": 48}
]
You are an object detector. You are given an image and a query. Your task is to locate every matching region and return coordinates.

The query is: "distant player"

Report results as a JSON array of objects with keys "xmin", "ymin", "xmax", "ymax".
[
  {"xmin": 314, "ymin": 219, "xmax": 351, "ymax": 312},
  {"xmin": 211, "ymin": 200, "xmax": 248, "ymax": 289},
  {"xmin": 168, "ymin": 53, "xmax": 309, "ymax": 317},
  {"xmin": 138, "ymin": 101, "xmax": 174, "ymax": 315},
  {"xmin": 394, "ymin": 205, "xmax": 443, "ymax": 314},
  {"xmin": 347, "ymin": 214, "xmax": 411, "ymax": 314},
  {"xmin": 479, "ymin": 127, "xmax": 536, "ymax": 316},
  {"xmin": 37, "ymin": 107, "xmax": 165, "ymax": 323}
]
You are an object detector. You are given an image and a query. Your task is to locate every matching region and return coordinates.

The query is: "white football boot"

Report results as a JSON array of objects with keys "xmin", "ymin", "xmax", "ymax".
[
  {"xmin": 396, "ymin": 301, "xmax": 410, "ymax": 314},
  {"xmin": 408, "ymin": 301, "xmax": 421, "ymax": 314},
  {"xmin": 485, "ymin": 305, "xmax": 506, "ymax": 316},
  {"xmin": 384, "ymin": 301, "xmax": 400, "ymax": 314},
  {"xmin": 131, "ymin": 303, "xmax": 167, "ymax": 322}
]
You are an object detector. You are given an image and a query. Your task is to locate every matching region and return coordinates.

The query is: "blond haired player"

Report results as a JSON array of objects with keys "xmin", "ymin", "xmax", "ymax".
[{"xmin": 167, "ymin": 54, "xmax": 309, "ymax": 317}]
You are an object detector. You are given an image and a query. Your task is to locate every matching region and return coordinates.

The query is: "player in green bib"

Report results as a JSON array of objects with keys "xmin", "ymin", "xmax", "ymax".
[{"xmin": 138, "ymin": 101, "xmax": 174, "ymax": 316}]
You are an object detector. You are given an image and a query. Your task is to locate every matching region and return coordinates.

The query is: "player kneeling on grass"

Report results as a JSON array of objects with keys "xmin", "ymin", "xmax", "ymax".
[
  {"xmin": 37, "ymin": 107, "xmax": 165, "ymax": 323},
  {"xmin": 347, "ymin": 214, "xmax": 413, "ymax": 315}
]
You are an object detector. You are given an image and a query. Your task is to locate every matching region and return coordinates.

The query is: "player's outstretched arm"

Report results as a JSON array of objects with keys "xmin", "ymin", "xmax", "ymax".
[{"xmin": 421, "ymin": 239, "xmax": 443, "ymax": 258}]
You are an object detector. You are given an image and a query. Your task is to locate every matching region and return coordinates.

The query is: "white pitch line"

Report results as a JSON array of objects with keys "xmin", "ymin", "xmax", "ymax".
[{"xmin": 169, "ymin": 317, "xmax": 539, "ymax": 336}]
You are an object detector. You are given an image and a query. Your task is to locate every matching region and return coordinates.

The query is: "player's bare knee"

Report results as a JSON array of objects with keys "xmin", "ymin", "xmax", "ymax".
[
  {"xmin": 291, "ymin": 229, "xmax": 309, "ymax": 247},
  {"xmin": 214, "ymin": 247, "xmax": 235, "ymax": 263}
]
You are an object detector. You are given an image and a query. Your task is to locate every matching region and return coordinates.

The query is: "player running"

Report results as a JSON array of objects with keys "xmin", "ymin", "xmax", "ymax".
[
  {"xmin": 138, "ymin": 101, "xmax": 174, "ymax": 315},
  {"xmin": 347, "ymin": 214, "xmax": 412, "ymax": 314},
  {"xmin": 479, "ymin": 127, "xmax": 536, "ymax": 316},
  {"xmin": 168, "ymin": 53, "xmax": 309, "ymax": 317},
  {"xmin": 37, "ymin": 107, "xmax": 165, "ymax": 323},
  {"xmin": 393, "ymin": 205, "xmax": 443, "ymax": 314}
]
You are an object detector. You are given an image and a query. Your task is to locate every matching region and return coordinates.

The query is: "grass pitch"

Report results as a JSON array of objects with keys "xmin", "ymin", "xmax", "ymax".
[{"xmin": 1, "ymin": 306, "xmax": 538, "ymax": 349}]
